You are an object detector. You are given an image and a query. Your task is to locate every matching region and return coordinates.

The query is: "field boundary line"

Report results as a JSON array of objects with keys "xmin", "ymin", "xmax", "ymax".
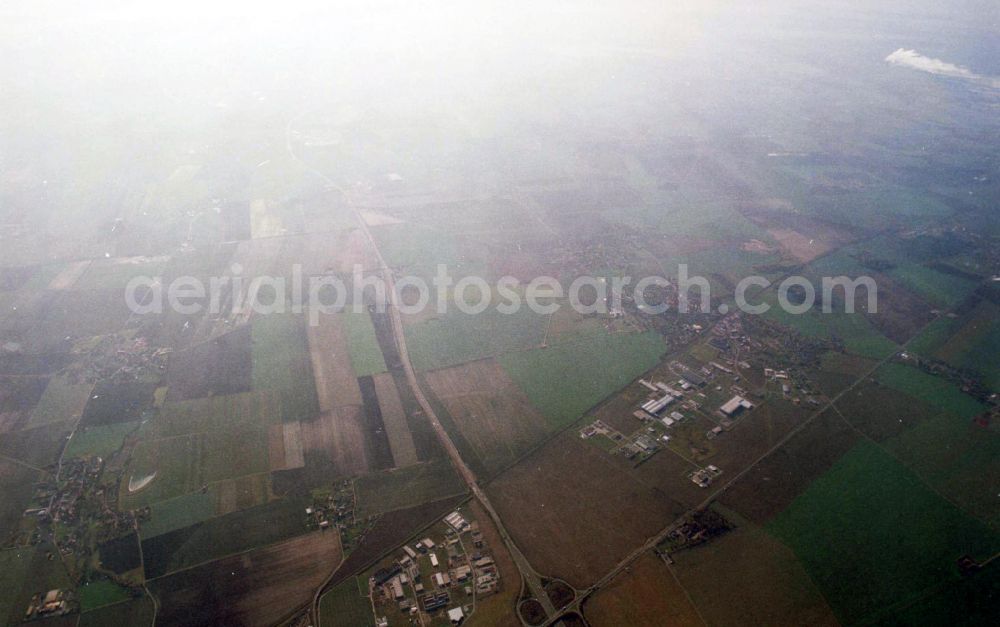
[
  {"xmin": 0, "ymin": 451, "xmax": 50, "ymax": 474},
  {"xmin": 831, "ymin": 404, "xmax": 998, "ymax": 532},
  {"xmin": 544, "ymin": 274, "xmax": 993, "ymax": 625}
]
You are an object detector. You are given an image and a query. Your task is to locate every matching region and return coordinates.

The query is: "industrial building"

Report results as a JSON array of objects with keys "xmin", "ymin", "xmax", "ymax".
[
  {"xmin": 444, "ymin": 511, "xmax": 469, "ymax": 532},
  {"xmin": 641, "ymin": 394, "xmax": 674, "ymax": 416},
  {"xmin": 719, "ymin": 395, "xmax": 753, "ymax": 416}
]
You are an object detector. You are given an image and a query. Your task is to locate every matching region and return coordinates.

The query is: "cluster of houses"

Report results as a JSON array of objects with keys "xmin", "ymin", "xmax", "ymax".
[
  {"xmin": 305, "ymin": 480, "xmax": 360, "ymax": 544},
  {"xmin": 371, "ymin": 510, "xmax": 500, "ymax": 625},
  {"xmin": 23, "ymin": 457, "xmax": 133, "ymax": 558}
]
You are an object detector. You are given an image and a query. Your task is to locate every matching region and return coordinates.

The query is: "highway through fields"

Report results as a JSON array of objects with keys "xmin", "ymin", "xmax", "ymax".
[{"xmin": 285, "ymin": 114, "xmax": 557, "ymax": 625}]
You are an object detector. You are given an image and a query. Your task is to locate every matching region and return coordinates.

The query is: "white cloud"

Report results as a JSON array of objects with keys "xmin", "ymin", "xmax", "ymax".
[{"xmin": 886, "ymin": 48, "xmax": 999, "ymax": 89}]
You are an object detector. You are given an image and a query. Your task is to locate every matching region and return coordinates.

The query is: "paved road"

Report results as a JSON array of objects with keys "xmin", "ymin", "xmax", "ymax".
[{"xmin": 285, "ymin": 117, "xmax": 557, "ymax": 624}]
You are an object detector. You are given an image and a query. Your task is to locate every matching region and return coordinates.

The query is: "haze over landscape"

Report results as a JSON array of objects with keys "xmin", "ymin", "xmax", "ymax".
[{"xmin": 0, "ymin": 1, "xmax": 998, "ymax": 626}]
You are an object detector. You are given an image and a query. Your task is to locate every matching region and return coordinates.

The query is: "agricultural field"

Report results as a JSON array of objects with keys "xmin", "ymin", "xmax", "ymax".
[
  {"xmin": 404, "ymin": 304, "xmax": 548, "ymax": 372},
  {"xmin": 424, "ymin": 359, "xmax": 550, "ymax": 478},
  {"xmin": 64, "ymin": 421, "xmax": 139, "ymax": 460},
  {"xmin": 0, "ymin": 547, "xmax": 36, "ymax": 624},
  {"xmin": 139, "ymin": 492, "xmax": 216, "ymax": 540},
  {"xmin": 487, "ymin": 431, "xmax": 685, "ymax": 589},
  {"xmin": 319, "ymin": 578, "xmax": 375, "ymax": 627},
  {"xmin": 164, "ymin": 325, "xmax": 253, "ymax": 401},
  {"xmin": 876, "ymin": 362, "xmax": 987, "ymax": 420},
  {"xmin": 251, "ymin": 312, "xmax": 320, "ymax": 422},
  {"xmin": 0, "ymin": 376, "xmax": 53, "ymax": 434},
  {"xmin": 719, "ymin": 408, "xmax": 861, "ymax": 524},
  {"xmin": 834, "ymin": 380, "xmax": 940, "ymax": 443},
  {"xmin": 341, "ymin": 310, "xmax": 389, "ymax": 377},
  {"xmin": 0, "ymin": 461, "xmax": 41, "ymax": 543},
  {"xmin": 80, "ymin": 381, "xmax": 157, "ymax": 428},
  {"xmin": 889, "ymin": 263, "xmax": 979, "ymax": 309},
  {"xmin": 764, "ymin": 298, "xmax": 897, "ymax": 360},
  {"xmin": 872, "ymin": 562, "xmax": 1000, "ymax": 626},
  {"xmin": 767, "ymin": 440, "xmax": 1000, "ymax": 625},
  {"xmin": 151, "ymin": 530, "xmax": 342, "ymax": 627},
  {"xmin": 147, "ymin": 391, "xmax": 278, "ymax": 439},
  {"xmin": 583, "ymin": 553, "xmax": 702, "ymax": 627},
  {"xmin": 910, "ymin": 299, "xmax": 1000, "ymax": 391},
  {"xmin": 0, "ymin": 2, "xmax": 998, "ymax": 624},
  {"xmin": 811, "ymin": 351, "xmax": 879, "ymax": 396},
  {"xmin": 306, "ymin": 310, "xmax": 365, "ymax": 411},
  {"xmin": 354, "ymin": 459, "xmax": 466, "ymax": 518},
  {"xmin": 121, "ymin": 426, "xmax": 271, "ymax": 509},
  {"xmin": 140, "ymin": 496, "xmax": 310, "ymax": 579},
  {"xmin": 0, "ymin": 422, "xmax": 72, "ymax": 469},
  {"xmin": 77, "ymin": 597, "xmax": 155, "ymax": 627},
  {"xmin": 498, "ymin": 331, "xmax": 666, "ymax": 430},
  {"xmin": 671, "ymin": 522, "xmax": 838, "ymax": 626},
  {"xmin": 883, "ymin": 409, "xmax": 1000, "ymax": 527},
  {"xmin": 78, "ymin": 579, "xmax": 133, "ymax": 611},
  {"xmin": 296, "ymin": 406, "xmax": 371, "ymax": 480},
  {"xmin": 370, "ymin": 223, "xmax": 465, "ymax": 275},
  {"xmin": 371, "ymin": 372, "xmax": 419, "ymax": 468}
]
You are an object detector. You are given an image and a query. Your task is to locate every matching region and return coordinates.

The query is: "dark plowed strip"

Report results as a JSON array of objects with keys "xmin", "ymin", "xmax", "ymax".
[{"xmin": 358, "ymin": 375, "xmax": 395, "ymax": 470}]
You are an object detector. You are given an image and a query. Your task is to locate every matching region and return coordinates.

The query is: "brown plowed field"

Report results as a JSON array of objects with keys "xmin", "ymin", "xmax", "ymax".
[
  {"xmin": 152, "ymin": 530, "xmax": 343, "ymax": 627},
  {"xmin": 425, "ymin": 359, "xmax": 549, "ymax": 477},
  {"xmin": 672, "ymin": 525, "xmax": 839, "ymax": 626},
  {"xmin": 718, "ymin": 408, "xmax": 860, "ymax": 523},
  {"xmin": 307, "ymin": 311, "xmax": 363, "ymax": 411},
  {"xmin": 488, "ymin": 431, "xmax": 684, "ymax": 589},
  {"xmin": 301, "ymin": 407, "xmax": 370, "ymax": 477},
  {"xmin": 584, "ymin": 553, "xmax": 702, "ymax": 627},
  {"xmin": 373, "ymin": 372, "xmax": 418, "ymax": 467}
]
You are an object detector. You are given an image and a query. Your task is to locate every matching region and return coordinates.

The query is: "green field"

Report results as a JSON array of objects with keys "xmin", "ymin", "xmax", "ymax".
[
  {"xmin": 123, "ymin": 428, "xmax": 269, "ymax": 509},
  {"xmin": 355, "ymin": 459, "xmax": 467, "ymax": 518},
  {"xmin": 884, "ymin": 410, "xmax": 1000, "ymax": 527},
  {"xmin": 140, "ymin": 496, "xmax": 309, "ymax": 578},
  {"xmin": 907, "ymin": 316, "xmax": 960, "ymax": 357},
  {"xmin": 765, "ymin": 301, "xmax": 897, "ymax": 359},
  {"xmin": 605, "ymin": 182, "xmax": 767, "ymax": 241},
  {"xmin": 0, "ymin": 423, "xmax": 72, "ymax": 469},
  {"xmin": 65, "ymin": 421, "xmax": 140, "ymax": 459},
  {"xmin": 27, "ymin": 375, "xmax": 94, "ymax": 429},
  {"xmin": 931, "ymin": 301, "xmax": 1000, "ymax": 392},
  {"xmin": 371, "ymin": 223, "xmax": 463, "ymax": 274},
  {"xmin": 405, "ymin": 305, "xmax": 548, "ymax": 371},
  {"xmin": 0, "ymin": 548, "xmax": 35, "ymax": 624},
  {"xmin": 319, "ymin": 577, "xmax": 374, "ymax": 627},
  {"xmin": 149, "ymin": 392, "xmax": 276, "ymax": 438},
  {"xmin": 499, "ymin": 330, "xmax": 666, "ymax": 429},
  {"xmin": 876, "ymin": 362, "xmax": 987, "ymax": 420},
  {"xmin": 78, "ymin": 597, "xmax": 155, "ymax": 627},
  {"xmin": 251, "ymin": 312, "xmax": 319, "ymax": 422},
  {"xmin": 767, "ymin": 440, "xmax": 1000, "ymax": 625},
  {"xmin": 341, "ymin": 310, "xmax": 388, "ymax": 376},
  {"xmin": 79, "ymin": 579, "xmax": 133, "ymax": 611},
  {"xmin": 790, "ymin": 185, "xmax": 952, "ymax": 230},
  {"xmin": 139, "ymin": 492, "xmax": 216, "ymax": 539},
  {"xmin": 889, "ymin": 264, "xmax": 978, "ymax": 309},
  {"xmin": 867, "ymin": 561, "xmax": 1000, "ymax": 627}
]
